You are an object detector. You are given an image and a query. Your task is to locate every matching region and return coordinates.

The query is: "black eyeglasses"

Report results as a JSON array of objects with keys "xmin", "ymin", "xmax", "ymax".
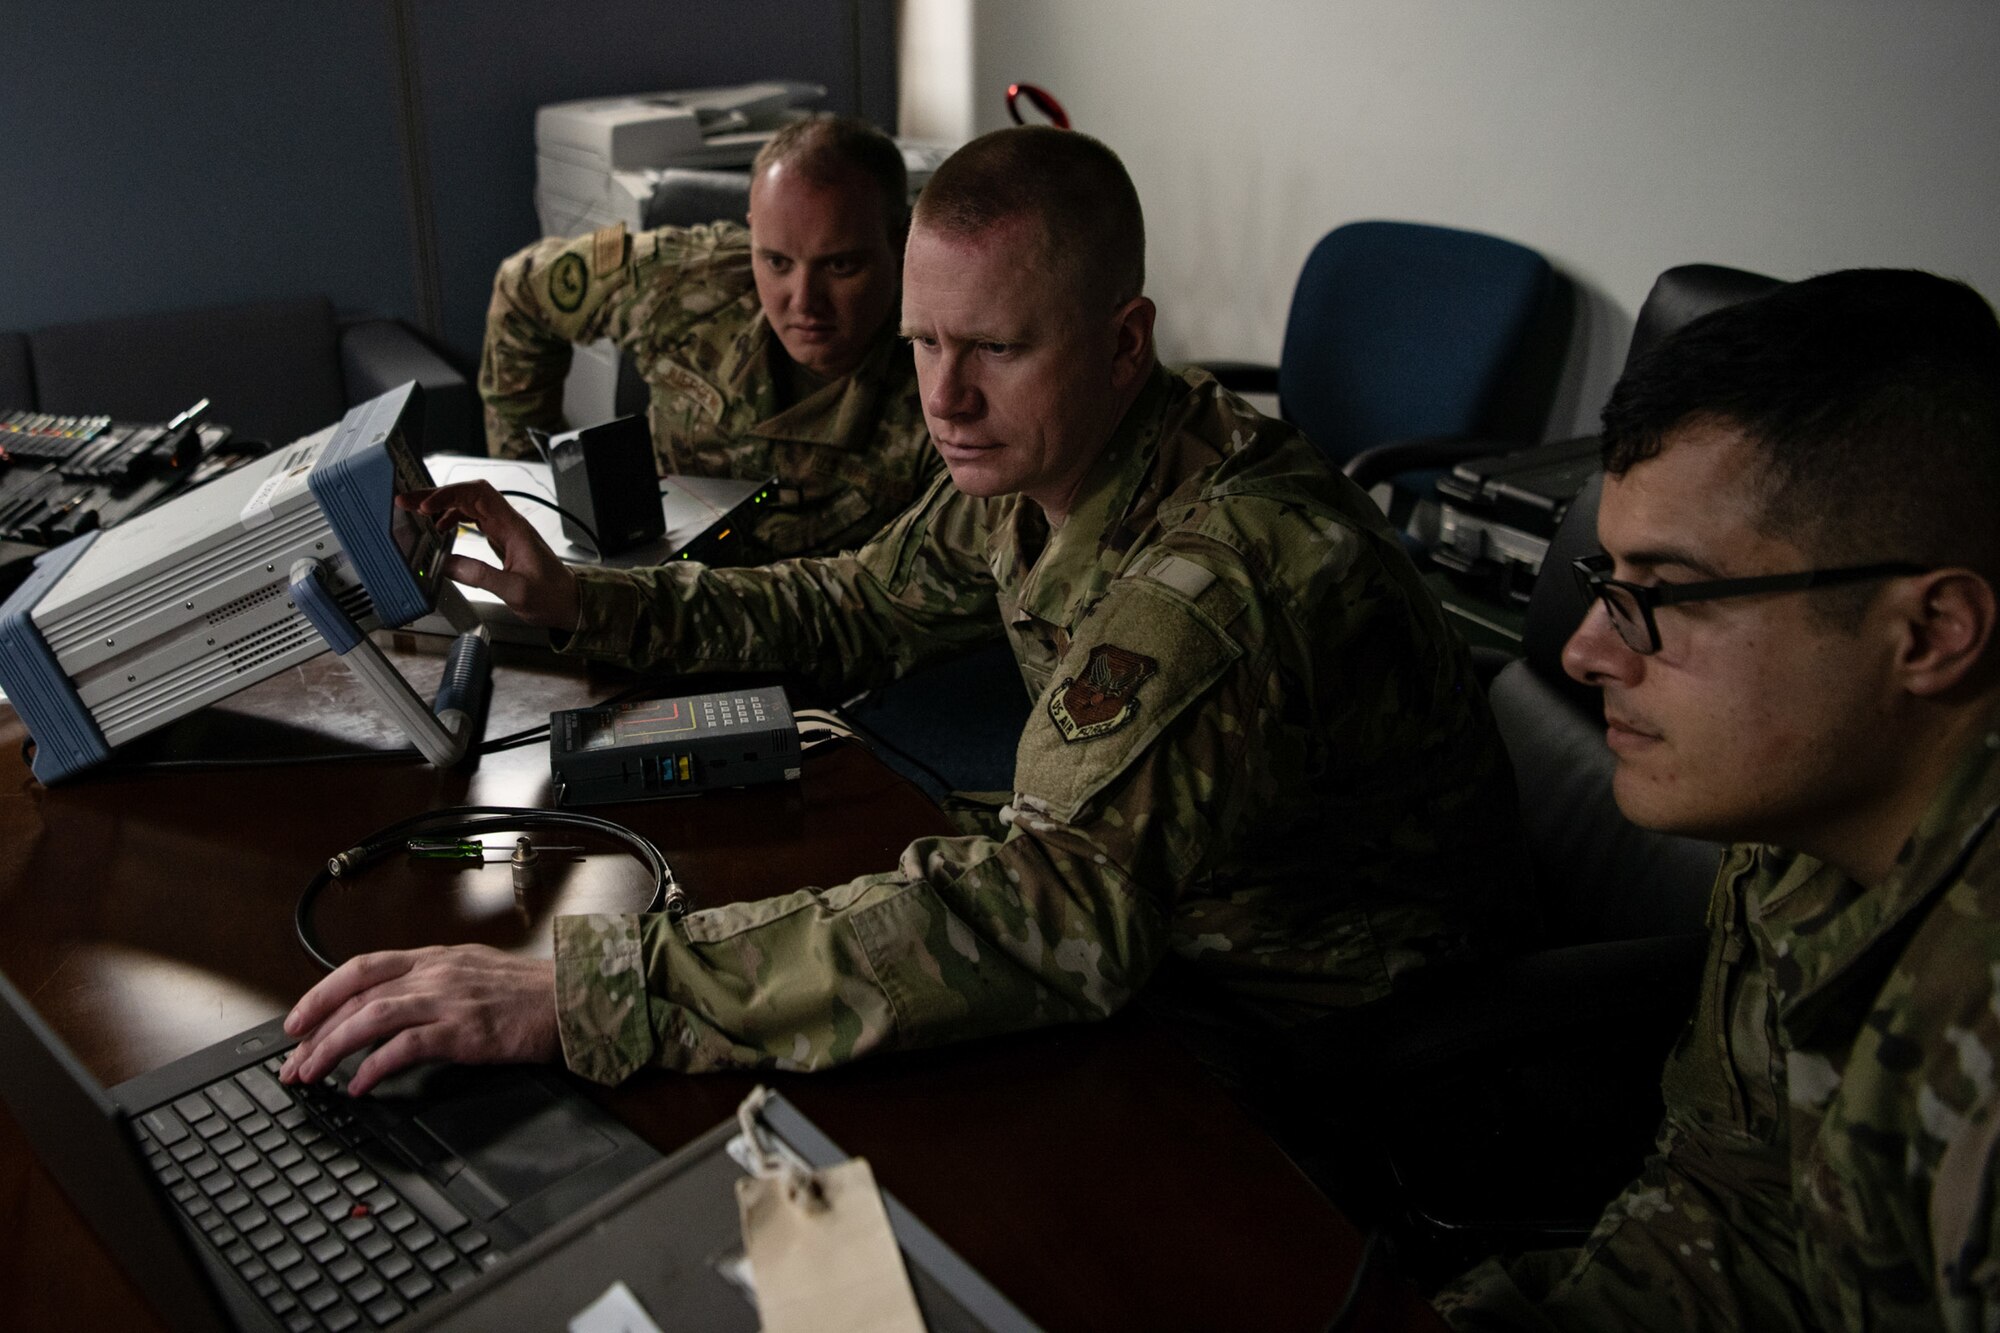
[{"xmin": 1570, "ymin": 553, "xmax": 1930, "ymax": 655}]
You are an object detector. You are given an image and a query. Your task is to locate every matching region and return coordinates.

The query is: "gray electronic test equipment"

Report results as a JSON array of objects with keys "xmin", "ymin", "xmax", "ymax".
[{"xmin": 0, "ymin": 383, "xmax": 491, "ymax": 783}]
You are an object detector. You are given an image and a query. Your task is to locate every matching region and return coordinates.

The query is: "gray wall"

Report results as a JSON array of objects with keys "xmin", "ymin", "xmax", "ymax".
[
  {"xmin": 2, "ymin": 1, "xmax": 896, "ymax": 371},
  {"xmin": 966, "ymin": 0, "xmax": 2000, "ymax": 438}
]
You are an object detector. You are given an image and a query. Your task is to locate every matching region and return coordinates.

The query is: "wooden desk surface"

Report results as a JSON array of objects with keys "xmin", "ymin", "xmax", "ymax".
[{"xmin": 0, "ymin": 644, "xmax": 1443, "ymax": 1332}]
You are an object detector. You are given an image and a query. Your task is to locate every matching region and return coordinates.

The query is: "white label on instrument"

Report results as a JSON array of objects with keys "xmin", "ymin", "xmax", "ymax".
[{"xmin": 737, "ymin": 1158, "xmax": 925, "ymax": 1333}]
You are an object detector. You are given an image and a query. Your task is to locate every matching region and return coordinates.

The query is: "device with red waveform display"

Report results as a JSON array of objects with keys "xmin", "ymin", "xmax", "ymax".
[{"xmin": 548, "ymin": 685, "xmax": 799, "ymax": 806}]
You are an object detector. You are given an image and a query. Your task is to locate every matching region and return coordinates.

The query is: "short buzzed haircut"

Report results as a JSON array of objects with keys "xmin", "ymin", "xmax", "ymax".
[
  {"xmin": 912, "ymin": 126, "xmax": 1145, "ymax": 318},
  {"xmin": 1601, "ymin": 269, "xmax": 2000, "ymax": 583},
  {"xmin": 753, "ymin": 114, "xmax": 908, "ymax": 243}
]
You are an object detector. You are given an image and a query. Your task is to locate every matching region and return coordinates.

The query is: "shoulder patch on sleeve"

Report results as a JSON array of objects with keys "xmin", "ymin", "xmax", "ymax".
[
  {"xmin": 1016, "ymin": 576, "xmax": 1243, "ymax": 822},
  {"xmin": 590, "ymin": 222, "xmax": 628, "ymax": 276},
  {"xmin": 1143, "ymin": 552, "xmax": 1216, "ymax": 601}
]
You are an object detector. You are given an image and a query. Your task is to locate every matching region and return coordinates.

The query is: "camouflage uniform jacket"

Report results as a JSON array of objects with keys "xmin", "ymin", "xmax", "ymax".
[
  {"xmin": 478, "ymin": 220, "xmax": 940, "ymax": 562},
  {"xmin": 1438, "ymin": 714, "xmax": 2000, "ymax": 1332},
  {"xmin": 549, "ymin": 366, "xmax": 1527, "ymax": 1084}
]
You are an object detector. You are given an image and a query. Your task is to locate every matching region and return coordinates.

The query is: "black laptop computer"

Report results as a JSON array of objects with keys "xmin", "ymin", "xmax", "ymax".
[{"xmin": 0, "ymin": 970, "xmax": 657, "ymax": 1332}]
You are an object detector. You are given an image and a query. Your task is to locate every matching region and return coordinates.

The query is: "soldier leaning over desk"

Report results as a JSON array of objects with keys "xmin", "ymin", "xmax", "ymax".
[
  {"xmin": 279, "ymin": 127, "xmax": 1529, "ymax": 1098},
  {"xmin": 480, "ymin": 113, "xmax": 941, "ymax": 563},
  {"xmin": 1436, "ymin": 270, "xmax": 2000, "ymax": 1331}
]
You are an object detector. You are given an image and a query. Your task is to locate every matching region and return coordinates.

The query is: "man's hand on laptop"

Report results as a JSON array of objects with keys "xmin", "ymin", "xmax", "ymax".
[
  {"xmin": 401, "ymin": 482, "xmax": 583, "ymax": 631},
  {"xmin": 278, "ymin": 945, "xmax": 561, "ymax": 1096}
]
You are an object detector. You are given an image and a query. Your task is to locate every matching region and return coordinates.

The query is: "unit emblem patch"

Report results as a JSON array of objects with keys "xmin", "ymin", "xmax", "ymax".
[
  {"xmin": 548, "ymin": 252, "xmax": 589, "ymax": 312},
  {"xmin": 1049, "ymin": 644, "xmax": 1157, "ymax": 742}
]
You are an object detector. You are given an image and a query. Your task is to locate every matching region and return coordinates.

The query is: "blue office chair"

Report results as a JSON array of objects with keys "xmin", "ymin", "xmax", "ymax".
[{"xmin": 1203, "ymin": 220, "xmax": 1569, "ymax": 519}]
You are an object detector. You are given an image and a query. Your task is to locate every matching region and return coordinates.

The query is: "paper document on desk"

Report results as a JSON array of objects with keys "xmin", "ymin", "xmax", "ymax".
[{"xmin": 404, "ymin": 456, "xmax": 762, "ymax": 644}]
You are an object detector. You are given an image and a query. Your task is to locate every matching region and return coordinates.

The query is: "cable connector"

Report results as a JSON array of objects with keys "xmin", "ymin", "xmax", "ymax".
[{"xmin": 327, "ymin": 846, "xmax": 374, "ymax": 878}]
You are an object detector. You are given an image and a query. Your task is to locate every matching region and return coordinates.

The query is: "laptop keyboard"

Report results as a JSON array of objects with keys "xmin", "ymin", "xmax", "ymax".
[{"xmin": 134, "ymin": 1056, "xmax": 504, "ymax": 1331}]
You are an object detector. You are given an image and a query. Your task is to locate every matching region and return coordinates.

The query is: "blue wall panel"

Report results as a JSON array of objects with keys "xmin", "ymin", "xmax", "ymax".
[
  {"xmin": 1, "ymin": 2, "xmax": 896, "ymax": 376},
  {"xmin": 0, "ymin": 5, "xmax": 416, "ymax": 333}
]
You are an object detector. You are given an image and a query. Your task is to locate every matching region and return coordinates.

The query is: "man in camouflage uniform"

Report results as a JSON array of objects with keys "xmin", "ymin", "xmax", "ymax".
[
  {"xmin": 277, "ymin": 129, "xmax": 1526, "ymax": 1096},
  {"xmin": 1437, "ymin": 270, "xmax": 2000, "ymax": 1330},
  {"xmin": 480, "ymin": 114, "xmax": 940, "ymax": 562}
]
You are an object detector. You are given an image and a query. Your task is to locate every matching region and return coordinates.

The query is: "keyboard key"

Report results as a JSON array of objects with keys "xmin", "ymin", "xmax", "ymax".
[
  {"xmin": 241, "ymin": 1258, "xmax": 271, "ymax": 1284},
  {"xmin": 223, "ymin": 1147, "xmax": 258, "ymax": 1173},
  {"xmin": 403, "ymin": 1225, "xmax": 437, "ymax": 1254},
  {"xmin": 356, "ymin": 1233, "xmax": 393, "ymax": 1262},
  {"xmin": 380, "ymin": 1207, "xmax": 416, "ymax": 1235},
  {"xmin": 223, "ymin": 1243, "xmax": 253, "ymax": 1268},
  {"xmin": 286, "ymin": 1312, "xmax": 316, "ymax": 1333},
  {"xmin": 327, "ymin": 1254, "xmax": 365, "ymax": 1284},
  {"xmin": 268, "ymin": 1244, "xmax": 305, "ymax": 1273},
  {"xmin": 394, "ymin": 1272, "xmax": 434, "ymax": 1303},
  {"xmin": 348, "ymin": 1275, "xmax": 385, "ymax": 1306},
  {"xmin": 346, "ymin": 1171, "xmax": 380, "ymax": 1196},
  {"xmin": 274, "ymin": 1199, "xmax": 311, "ymax": 1228},
  {"xmin": 304, "ymin": 1180, "xmax": 338, "ymax": 1207},
  {"xmin": 253, "ymin": 1129, "xmax": 287, "ymax": 1154},
  {"xmin": 236, "ymin": 1206, "xmax": 271, "ymax": 1234},
  {"xmin": 239, "ymin": 1112, "xmax": 275, "ymax": 1138},
  {"xmin": 362, "ymin": 1189, "xmax": 395, "ymax": 1213},
  {"xmin": 173, "ymin": 1093, "xmax": 218, "ymax": 1125},
  {"xmin": 140, "ymin": 1106, "xmax": 191, "ymax": 1146},
  {"xmin": 257, "ymin": 1182, "xmax": 294, "ymax": 1209},
  {"xmin": 376, "ymin": 1251, "xmax": 413, "ymax": 1281},
  {"xmin": 253, "ymin": 1275, "xmax": 283, "ymax": 1300},
  {"xmin": 328, "ymin": 1154, "xmax": 361, "ymax": 1180},
  {"xmin": 267, "ymin": 1289, "xmax": 296, "ymax": 1314},
  {"xmin": 185, "ymin": 1195, "xmax": 215, "ymax": 1221},
  {"xmin": 248, "ymin": 1224, "xmax": 286, "ymax": 1252},
  {"xmin": 269, "ymin": 1144, "xmax": 305, "ymax": 1170},
  {"xmin": 171, "ymin": 1138, "xmax": 206, "ymax": 1163},
  {"xmin": 323, "ymin": 1304, "xmax": 361, "ymax": 1332},
  {"xmin": 338, "ymin": 1216, "xmax": 377, "ymax": 1242},
  {"xmin": 286, "ymin": 1162, "xmax": 324, "ymax": 1188},
  {"xmin": 237, "ymin": 1066, "xmax": 295, "ymax": 1115},
  {"xmin": 302, "ymin": 1283, "xmax": 340, "ymax": 1313},
  {"xmin": 364, "ymin": 1294, "xmax": 403, "ymax": 1326},
  {"xmin": 242, "ymin": 1164, "xmax": 277, "ymax": 1192},
  {"xmin": 210, "ymin": 1130, "xmax": 246, "ymax": 1156},
  {"xmin": 417, "ymin": 1243, "xmax": 454, "ymax": 1274},
  {"xmin": 439, "ymin": 1262, "xmax": 479, "ymax": 1292},
  {"xmin": 170, "ymin": 1183, "xmax": 198, "ymax": 1205},
  {"xmin": 308, "ymin": 1235, "xmax": 344, "ymax": 1265},
  {"xmin": 159, "ymin": 1166, "xmax": 186, "ymax": 1188},
  {"xmin": 320, "ymin": 1196, "xmax": 357, "ymax": 1224},
  {"xmin": 294, "ymin": 1217, "xmax": 330, "ymax": 1246},
  {"xmin": 283, "ymin": 1262, "xmax": 320, "ymax": 1292},
  {"xmin": 196, "ymin": 1116, "xmax": 232, "ymax": 1141},
  {"xmin": 309, "ymin": 1140, "xmax": 342, "ymax": 1162},
  {"xmin": 216, "ymin": 1189, "xmax": 254, "ymax": 1215},
  {"xmin": 207, "ymin": 1080, "xmax": 257, "ymax": 1121},
  {"xmin": 185, "ymin": 1154, "xmax": 221, "ymax": 1181},
  {"xmin": 199, "ymin": 1173, "xmax": 235, "ymax": 1199},
  {"xmin": 455, "ymin": 1230, "xmax": 488, "ymax": 1256},
  {"xmin": 277, "ymin": 1106, "xmax": 308, "ymax": 1130}
]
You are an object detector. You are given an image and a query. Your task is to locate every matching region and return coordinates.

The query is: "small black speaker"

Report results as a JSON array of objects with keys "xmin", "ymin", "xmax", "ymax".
[{"xmin": 547, "ymin": 415, "xmax": 664, "ymax": 556}]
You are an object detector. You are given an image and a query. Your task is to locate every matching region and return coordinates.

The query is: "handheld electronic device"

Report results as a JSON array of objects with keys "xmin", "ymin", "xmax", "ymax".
[{"xmin": 548, "ymin": 686, "xmax": 800, "ymax": 807}]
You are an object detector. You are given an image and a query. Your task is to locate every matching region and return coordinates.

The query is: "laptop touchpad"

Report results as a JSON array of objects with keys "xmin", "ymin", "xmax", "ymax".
[{"xmin": 415, "ymin": 1078, "xmax": 617, "ymax": 1202}]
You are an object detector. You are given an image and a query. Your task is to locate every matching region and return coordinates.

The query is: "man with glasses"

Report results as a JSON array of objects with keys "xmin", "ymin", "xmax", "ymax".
[{"xmin": 1438, "ymin": 268, "xmax": 2000, "ymax": 1330}]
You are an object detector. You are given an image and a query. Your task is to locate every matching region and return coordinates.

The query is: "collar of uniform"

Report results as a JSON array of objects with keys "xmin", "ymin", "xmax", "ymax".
[
  {"xmin": 747, "ymin": 319, "xmax": 907, "ymax": 448},
  {"xmin": 1012, "ymin": 364, "xmax": 1176, "ymax": 629},
  {"xmin": 1755, "ymin": 702, "xmax": 2000, "ymax": 1032}
]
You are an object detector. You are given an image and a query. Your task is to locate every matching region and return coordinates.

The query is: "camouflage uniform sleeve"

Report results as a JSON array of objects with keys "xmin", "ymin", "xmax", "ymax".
[
  {"xmin": 478, "ymin": 222, "xmax": 739, "ymax": 458},
  {"xmin": 544, "ymin": 521, "xmax": 1321, "ymax": 1083},
  {"xmin": 555, "ymin": 470, "xmax": 1002, "ymax": 697}
]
